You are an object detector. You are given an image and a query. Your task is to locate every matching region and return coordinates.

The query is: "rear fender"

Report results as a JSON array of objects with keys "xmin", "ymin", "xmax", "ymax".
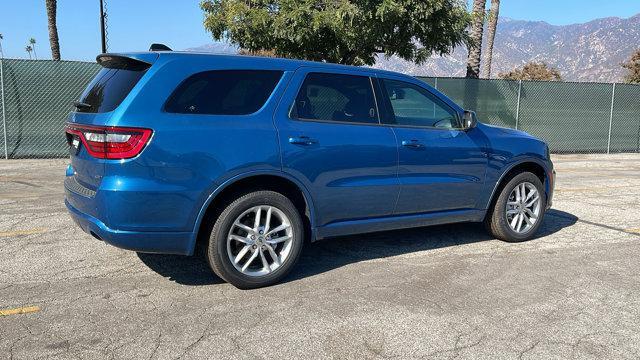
[{"xmin": 186, "ymin": 170, "xmax": 318, "ymax": 255}]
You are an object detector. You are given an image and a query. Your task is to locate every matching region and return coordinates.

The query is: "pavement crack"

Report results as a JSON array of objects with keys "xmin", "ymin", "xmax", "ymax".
[
  {"xmin": 147, "ymin": 331, "xmax": 162, "ymax": 360},
  {"xmin": 518, "ymin": 339, "xmax": 541, "ymax": 360}
]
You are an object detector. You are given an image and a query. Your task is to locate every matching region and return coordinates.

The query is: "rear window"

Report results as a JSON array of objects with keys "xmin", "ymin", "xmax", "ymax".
[
  {"xmin": 77, "ymin": 67, "xmax": 147, "ymax": 113},
  {"xmin": 164, "ymin": 70, "xmax": 283, "ymax": 115}
]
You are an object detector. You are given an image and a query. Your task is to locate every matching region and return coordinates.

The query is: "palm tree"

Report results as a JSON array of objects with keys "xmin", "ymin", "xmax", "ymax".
[
  {"xmin": 482, "ymin": 0, "xmax": 500, "ymax": 78},
  {"xmin": 29, "ymin": 38, "xmax": 37, "ymax": 59},
  {"xmin": 465, "ymin": 0, "xmax": 487, "ymax": 78},
  {"xmin": 25, "ymin": 45, "xmax": 33, "ymax": 59},
  {"xmin": 0, "ymin": 33, "xmax": 4, "ymax": 58},
  {"xmin": 45, "ymin": 0, "xmax": 61, "ymax": 60}
]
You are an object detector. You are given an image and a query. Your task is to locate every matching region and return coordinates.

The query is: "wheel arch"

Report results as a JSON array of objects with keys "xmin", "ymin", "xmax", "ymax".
[
  {"xmin": 188, "ymin": 171, "xmax": 317, "ymax": 255},
  {"xmin": 484, "ymin": 159, "xmax": 549, "ymax": 211}
]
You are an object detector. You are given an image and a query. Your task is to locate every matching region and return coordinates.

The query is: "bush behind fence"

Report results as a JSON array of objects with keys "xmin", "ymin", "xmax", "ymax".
[{"xmin": 0, "ymin": 59, "xmax": 638, "ymax": 158}]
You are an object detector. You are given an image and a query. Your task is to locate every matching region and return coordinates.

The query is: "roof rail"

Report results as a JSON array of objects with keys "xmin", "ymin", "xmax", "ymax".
[{"xmin": 149, "ymin": 43, "xmax": 172, "ymax": 51}]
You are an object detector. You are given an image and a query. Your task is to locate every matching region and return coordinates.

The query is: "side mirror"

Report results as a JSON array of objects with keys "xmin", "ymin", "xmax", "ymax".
[{"xmin": 462, "ymin": 110, "xmax": 478, "ymax": 130}]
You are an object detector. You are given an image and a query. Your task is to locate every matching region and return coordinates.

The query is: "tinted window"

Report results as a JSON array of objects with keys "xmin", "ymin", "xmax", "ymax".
[
  {"xmin": 291, "ymin": 73, "xmax": 378, "ymax": 124},
  {"xmin": 77, "ymin": 67, "xmax": 147, "ymax": 113},
  {"xmin": 165, "ymin": 70, "xmax": 283, "ymax": 115},
  {"xmin": 380, "ymin": 79, "xmax": 459, "ymax": 128}
]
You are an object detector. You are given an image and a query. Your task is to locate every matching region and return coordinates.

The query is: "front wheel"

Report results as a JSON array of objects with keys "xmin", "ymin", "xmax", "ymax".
[
  {"xmin": 206, "ymin": 190, "xmax": 304, "ymax": 289},
  {"xmin": 485, "ymin": 172, "xmax": 546, "ymax": 242}
]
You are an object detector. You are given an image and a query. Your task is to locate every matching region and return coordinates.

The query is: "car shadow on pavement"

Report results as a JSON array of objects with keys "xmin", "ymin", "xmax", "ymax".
[
  {"xmin": 284, "ymin": 208, "xmax": 578, "ymax": 283},
  {"xmin": 137, "ymin": 252, "xmax": 225, "ymax": 286},
  {"xmin": 137, "ymin": 209, "xmax": 578, "ymax": 286}
]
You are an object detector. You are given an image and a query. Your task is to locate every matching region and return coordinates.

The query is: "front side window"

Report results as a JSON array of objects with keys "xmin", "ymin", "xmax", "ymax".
[
  {"xmin": 380, "ymin": 79, "xmax": 459, "ymax": 129},
  {"xmin": 290, "ymin": 72, "xmax": 378, "ymax": 124},
  {"xmin": 165, "ymin": 70, "xmax": 283, "ymax": 115}
]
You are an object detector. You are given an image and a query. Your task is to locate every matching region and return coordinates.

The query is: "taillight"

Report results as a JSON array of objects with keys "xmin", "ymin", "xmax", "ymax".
[{"xmin": 65, "ymin": 123, "xmax": 153, "ymax": 159}]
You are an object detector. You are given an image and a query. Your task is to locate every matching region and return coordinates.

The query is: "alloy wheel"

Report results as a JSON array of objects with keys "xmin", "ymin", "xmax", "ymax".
[
  {"xmin": 226, "ymin": 205, "xmax": 294, "ymax": 276},
  {"xmin": 505, "ymin": 181, "xmax": 542, "ymax": 234}
]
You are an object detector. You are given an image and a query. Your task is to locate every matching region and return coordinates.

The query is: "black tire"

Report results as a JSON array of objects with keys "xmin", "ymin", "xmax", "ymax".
[
  {"xmin": 206, "ymin": 190, "xmax": 304, "ymax": 289},
  {"xmin": 485, "ymin": 172, "xmax": 546, "ymax": 242}
]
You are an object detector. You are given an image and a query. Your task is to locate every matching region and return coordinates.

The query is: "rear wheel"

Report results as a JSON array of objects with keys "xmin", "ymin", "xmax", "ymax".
[
  {"xmin": 206, "ymin": 190, "xmax": 304, "ymax": 289},
  {"xmin": 485, "ymin": 172, "xmax": 546, "ymax": 242}
]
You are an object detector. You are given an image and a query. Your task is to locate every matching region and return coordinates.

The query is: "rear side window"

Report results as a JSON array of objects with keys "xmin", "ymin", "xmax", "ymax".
[
  {"xmin": 290, "ymin": 72, "xmax": 379, "ymax": 124},
  {"xmin": 77, "ymin": 67, "xmax": 147, "ymax": 113},
  {"xmin": 164, "ymin": 70, "xmax": 283, "ymax": 115}
]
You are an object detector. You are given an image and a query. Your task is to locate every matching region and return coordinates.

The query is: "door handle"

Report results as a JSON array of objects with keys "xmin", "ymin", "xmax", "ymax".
[
  {"xmin": 401, "ymin": 140, "xmax": 424, "ymax": 149},
  {"xmin": 289, "ymin": 136, "xmax": 317, "ymax": 145}
]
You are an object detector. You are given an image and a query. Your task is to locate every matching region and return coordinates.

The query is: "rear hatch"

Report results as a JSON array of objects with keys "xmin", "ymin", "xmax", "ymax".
[{"xmin": 65, "ymin": 54, "xmax": 154, "ymax": 213}]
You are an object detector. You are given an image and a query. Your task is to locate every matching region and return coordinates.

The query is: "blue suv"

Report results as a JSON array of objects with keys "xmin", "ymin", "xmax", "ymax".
[{"xmin": 65, "ymin": 51, "xmax": 554, "ymax": 288}]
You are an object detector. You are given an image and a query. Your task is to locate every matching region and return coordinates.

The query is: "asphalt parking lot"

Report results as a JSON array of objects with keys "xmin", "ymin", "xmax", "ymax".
[{"xmin": 1, "ymin": 154, "xmax": 640, "ymax": 359}]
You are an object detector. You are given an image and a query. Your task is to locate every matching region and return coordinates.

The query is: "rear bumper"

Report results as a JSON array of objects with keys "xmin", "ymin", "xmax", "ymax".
[{"xmin": 65, "ymin": 199, "xmax": 194, "ymax": 255}]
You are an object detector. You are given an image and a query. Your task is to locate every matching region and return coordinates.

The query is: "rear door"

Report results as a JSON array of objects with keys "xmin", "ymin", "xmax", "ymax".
[
  {"xmin": 274, "ymin": 68, "xmax": 399, "ymax": 226},
  {"xmin": 375, "ymin": 76, "xmax": 488, "ymax": 215}
]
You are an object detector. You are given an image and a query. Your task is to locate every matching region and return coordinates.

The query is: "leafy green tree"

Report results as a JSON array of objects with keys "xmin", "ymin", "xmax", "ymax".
[
  {"xmin": 498, "ymin": 62, "xmax": 562, "ymax": 81},
  {"xmin": 201, "ymin": 0, "xmax": 470, "ymax": 66},
  {"xmin": 622, "ymin": 49, "xmax": 640, "ymax": 83}
]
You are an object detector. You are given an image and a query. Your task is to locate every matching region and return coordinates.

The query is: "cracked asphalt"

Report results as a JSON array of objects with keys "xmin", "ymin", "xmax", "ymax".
[{"xmin": 1, "ymin": 154, "xmax": 640, "ymax": 359}]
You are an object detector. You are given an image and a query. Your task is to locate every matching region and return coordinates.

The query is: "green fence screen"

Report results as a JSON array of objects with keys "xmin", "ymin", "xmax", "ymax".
[
  {"xmin": 0, "ymin": 59, "xmax": 638, "ymax": 158},
  {"xmin": 0, "ymin": 59, "xmax": 100, "ymax": 158},
  {"xmin": 417, "ymin": 77, "xmax": 640, "ymax": 153}
]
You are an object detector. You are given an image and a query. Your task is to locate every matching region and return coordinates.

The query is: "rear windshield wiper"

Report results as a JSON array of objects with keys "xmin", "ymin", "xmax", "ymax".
[{"xmin": 73, "ymin": 101, "xmax": 92, "ymax": 110}]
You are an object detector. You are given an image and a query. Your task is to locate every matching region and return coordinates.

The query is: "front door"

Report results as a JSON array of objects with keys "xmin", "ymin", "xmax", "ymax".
[
  {"xmin": 376, "ymin": 76, "xmax": 488, "ymax": 215},
  {"xmin": 274, "ymin": 68, "xmax": 400, "ymax": 226}
]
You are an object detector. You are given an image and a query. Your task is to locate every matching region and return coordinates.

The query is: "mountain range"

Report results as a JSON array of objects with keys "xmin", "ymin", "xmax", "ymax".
[{"xmin": 187, "ymin": 13, "xmax": 640, "ymax": 82}]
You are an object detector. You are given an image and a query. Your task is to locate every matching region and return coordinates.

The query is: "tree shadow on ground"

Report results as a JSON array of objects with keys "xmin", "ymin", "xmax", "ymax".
[{"xmin": 137, "ymin": 209, "xmax": 578, "ymax": 286}]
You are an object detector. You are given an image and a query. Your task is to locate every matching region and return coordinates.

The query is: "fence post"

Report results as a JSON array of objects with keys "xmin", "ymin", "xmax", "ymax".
[
  {"xmin": 515, "ymin": 80, "xmax": 522, "ymax": 130},
  {"xmin": 433, "ymin": 78, "xmax": 438, "ymax": 118},
  {"xmin": 0, "ymin": 57, "xmax": 7, "ymax": 159},
  {"xmin": 607, "ymin": 82, "xmax": 616, "ymax": 154}
]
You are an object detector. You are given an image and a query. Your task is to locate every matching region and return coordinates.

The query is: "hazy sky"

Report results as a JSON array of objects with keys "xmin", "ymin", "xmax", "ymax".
[{"xmin": 1, "ymin": 0, "xmax": 639, "ymax": 61}]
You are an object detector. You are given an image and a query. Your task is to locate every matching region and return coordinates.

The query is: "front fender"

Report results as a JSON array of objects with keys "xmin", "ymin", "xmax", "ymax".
[{"xmin": 481, "ymin": 155, "xmax": 553, "ymax": 210}]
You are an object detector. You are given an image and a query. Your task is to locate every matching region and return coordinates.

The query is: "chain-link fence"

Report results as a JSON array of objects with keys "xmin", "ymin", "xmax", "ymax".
[
  {"xmin": 0, "ymin": 59, "xmax": 100, "ymax": 158},
  {"xmin": 418, "ymin": 77, "xmax": 640, "ymax": 153},
  {"xmin": 0, "ymin": 59, "xmax": 638, "ymax": 158}
]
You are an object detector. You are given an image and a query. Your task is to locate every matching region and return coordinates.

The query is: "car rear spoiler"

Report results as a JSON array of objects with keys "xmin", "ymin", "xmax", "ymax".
[{"xmin": 96, "ymin": 53, "xmax": 158, "ymax": 70}]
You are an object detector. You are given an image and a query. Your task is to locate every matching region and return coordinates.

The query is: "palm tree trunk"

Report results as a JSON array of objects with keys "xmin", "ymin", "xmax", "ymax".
[
  {"xmin": 32, "ymin": 45, "xmax": 38, "ymax": 60},
  {"xmin": 465, "ymin": 0, "xmax": 486, "ymax": 79},
  {"xmin": 482, "ymin": 0, "xmax": 500, "ymax": 78},
  {"xmin": 45, "ymin": 0, "xmax": 61, "ymax": 61}
]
